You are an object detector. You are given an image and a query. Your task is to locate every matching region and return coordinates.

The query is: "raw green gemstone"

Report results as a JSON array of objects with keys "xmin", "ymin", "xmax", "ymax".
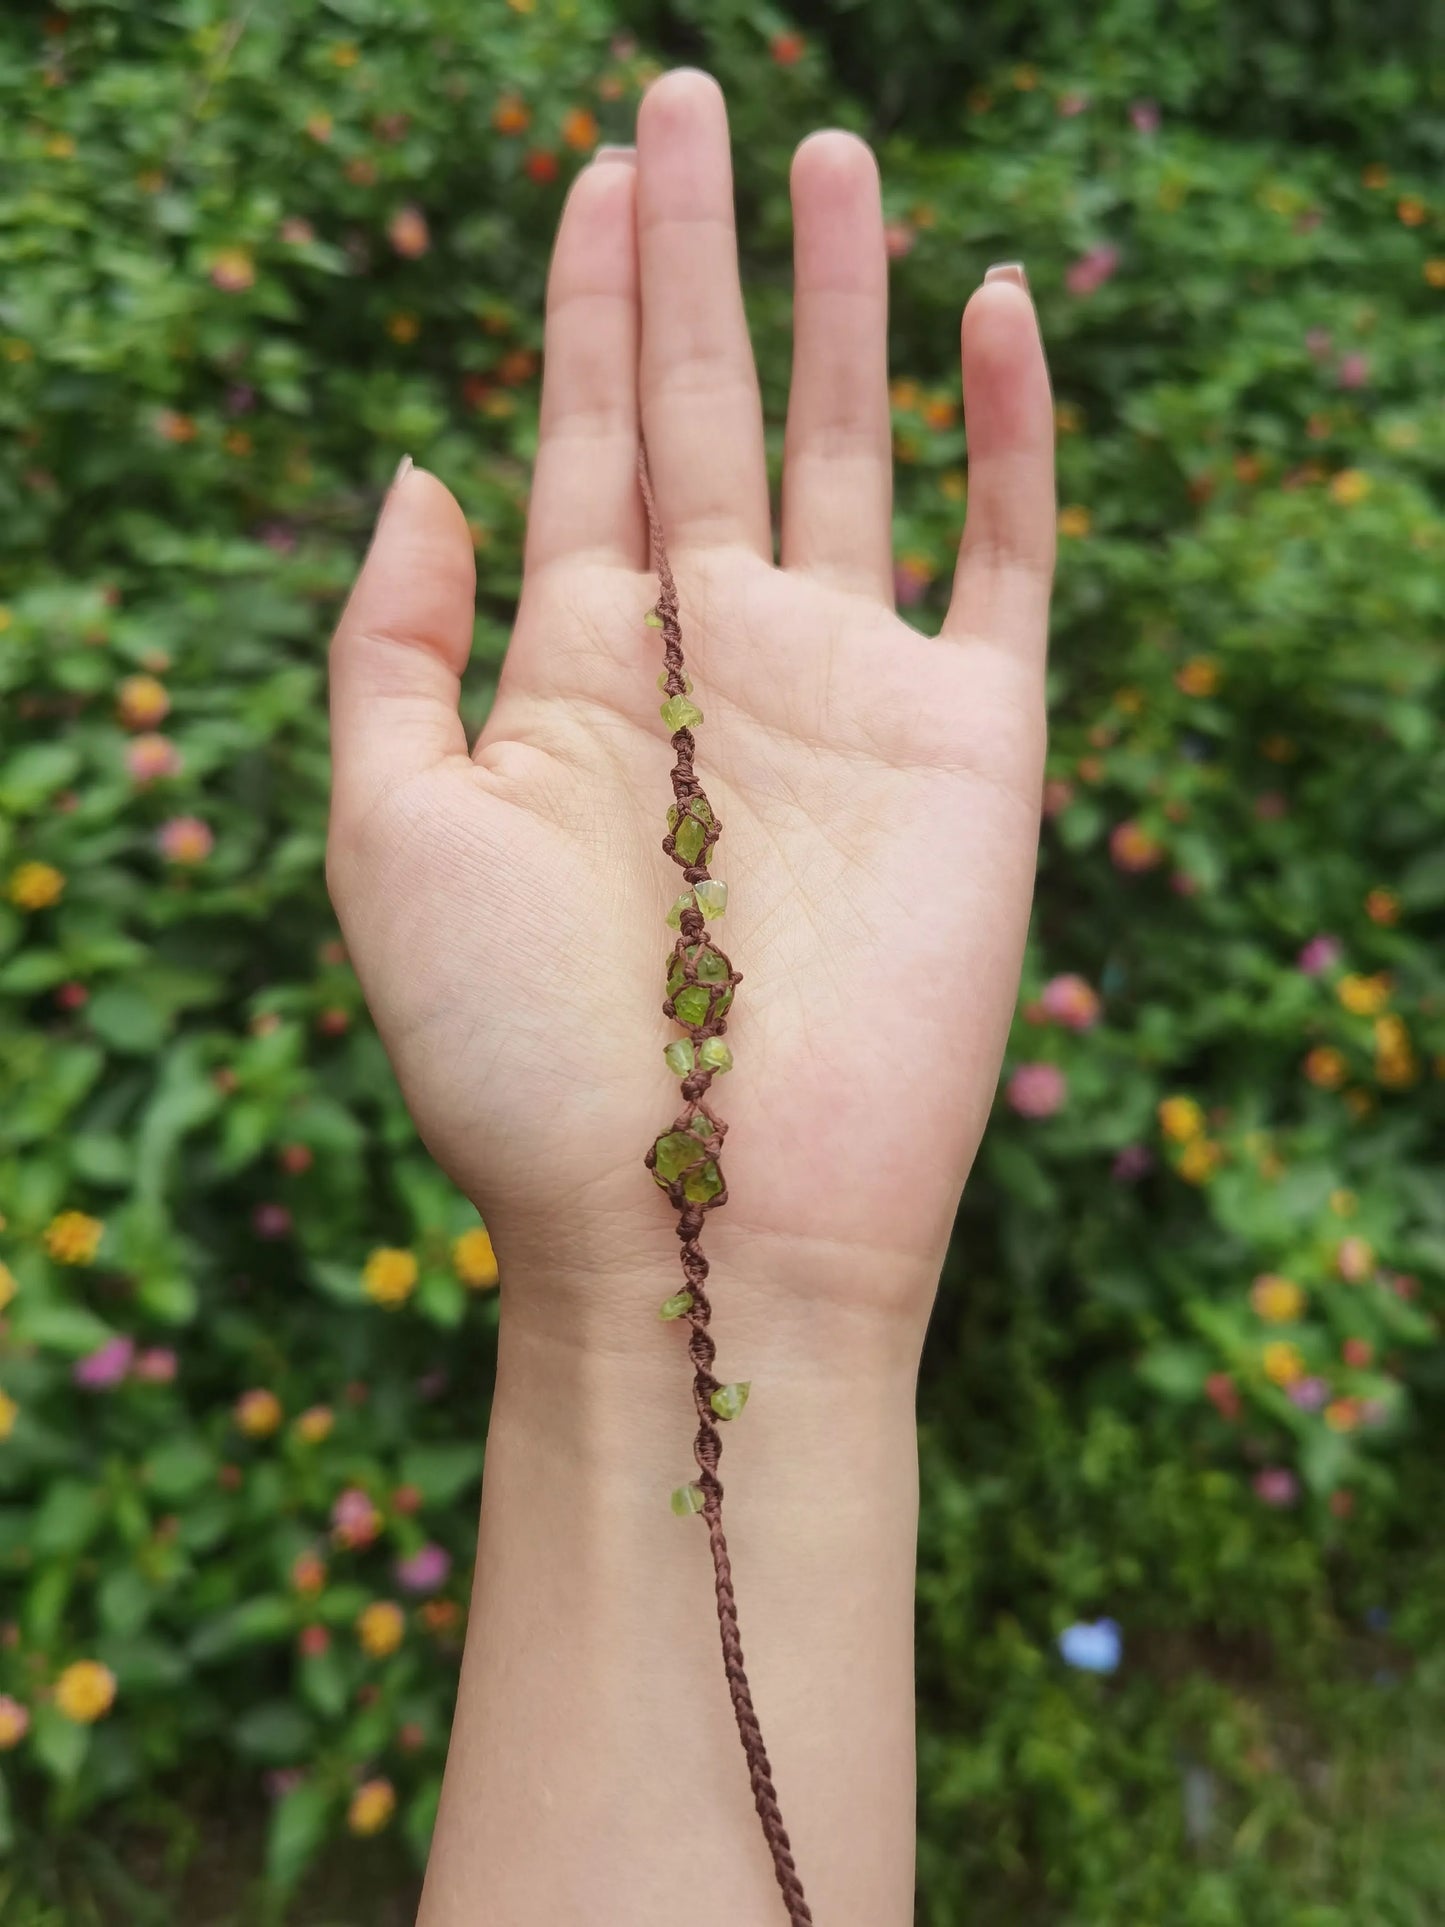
[
  {"xmin": 653, "ymin": 1131, "xmax": 705, "ymax": 1183},
  {"xmin": 644, "ymin": 607, "xmax": 664, "ymax": 628},
  {"xmin": 660, "ymin": 694, "xmax": 704, "ymax": 732},
  {"xmin": 670, "ymin": 1482, "xmax": 706, "ymax": 1517},
  {"xmin": 696, "ymin": 947, "xmax": 729, "ymax": 984},
  {"xmin": 664, "ymin": 1038, "xmax": 695, "ymax": 1077},
  {"xmin": 667, "ymin": 795, "xmax": 713, "ymax": 865},
  {"xmin": 689, "ymin": 1113, "xmax": 713, "ymax": 1140},
  {"xmin": 672, "ymin": 984, "xmax": 711, "ymax": 1027},
  {"xmin": 693, "ymin": 879, "xmax": 727, "ymax": 920},
  {"xmin": 682, "ymin": 1160, "xmax": 723, "ymax": 1204},
  {"xmin": 656, "ymin": 670, "xmax": 693, "ymax": 693},
  {"xmin": 658, "ymin": 1290, "xmax": 695, "ymax": 1320},
  {"xmin": 665, "ymin": 890, "xmax": 696, "ymax": 930},
  {"xmin": 698, "ymin": 1038, "xmax": 734, "ymax": 1074},
  {"xmin": 710, "ymin": 1381, "xmax": 751, "ymax": 1422}
]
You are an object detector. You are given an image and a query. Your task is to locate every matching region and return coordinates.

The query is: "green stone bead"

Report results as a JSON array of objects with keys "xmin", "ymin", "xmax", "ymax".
[
  {"xmin": 652, "ymin": 1131, "xmax": 705, "ymax": 1183},
  {"xmin": 660, "ymin": 694, "xmax": 704, "ymax": 732},
  {"xmin": 664, "ymin": 1038, "xmax": 695, "ymax": 1077},
  {"xmin": 698, "ymin": 1038, "xmax": 733, "ymax": 1074},
  {"xmin": 665, "ymin": 890, "xmax": 695, "ymax": 930},
  {"xmin": 658, "ymin": 1290, "xmax": 695, "ymax": 1320},
  {"xmin": 670, "ymin": 1482, "xmax": 706, "ymax": 1517},
  {"xmin": 695, "ymin": 947, "xmax": 729, "ymax": 984},
  {"xmin": 644, "ymin": 607, "xmax": 664, "ymax": 628},
  {"xmin": 682, "ymin": 1160, "xmax": 723, "ymax": 1204},
  {"xmin": 656, "ymin": 670, "xmax": 693, "ymax": 693},
  {"xmin": 693, "ymin": 879, "xmax": 727, "ymax": 920},
  {"xmin": 667, "ymin": 796, "xmax": 713, "ymax": 865},
  {"xmin": 710, "ymin": 1381, "xmax": 751, "ymax": 1422},
  {"xmin": 672, "ymin": 984, "xmax": 711, "ymax": 1027},
  {"xmin": 689, "ymin": 1113, "xmax": 713, "ymax": 1140}
]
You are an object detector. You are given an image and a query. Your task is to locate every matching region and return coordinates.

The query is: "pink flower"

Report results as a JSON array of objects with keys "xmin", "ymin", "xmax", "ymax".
[
  {"xmin": 1254, "ymin": 1467, "xmax": 1299, "ymax": 1508},
  {"xmin": 1297, "ymin": 934, "xmax": 1341, "ymax": 975},
  {"xmin": 332, "ymin": 1486, "xmax": 381, "ymax": 1549},
  {"xmin": 210, "ymin": 248, "xmax": 255, "ymax": 293},
  {"xmin": 1041, "ymin": 778, "xmax": 1074, "ymax": 819},
  {"xmin": 1006, "ymin": 1063, "xmax": 1067, "ymax": 1119},
  {"xmin": 1057, "ymin": 90, "xmax": 1089, "ymax": 117},
  {"xmin": 266, "ymin": 1767, "xmax": 306, "ymax": 1800},
  {"xmin": 396, "ymin": 1543, "xmax": 451, "ymax": 1594},
  {"xmin": 157, "ymin": 816, "xmax": 213, "ymax": 865},
  {"xmin": 1305, "ymin": 328, "xmax": 1332, "ymax": 360},
  {"xmin": 1112, "ymin": 1144, "xmax": 1153, "ymax": 1182},
  {"xmin": 1065, "ymin": 244, "xmax": 1120, "ymax": 297},
  {"xmin": 883, "ymin": 221, "xmax": 915, "ymax": 261},
  {"xmin": 1040, "ymin": 973, "xmax": 1101, "ymax": 1031},
  {"xmin": 1129, "ymin": 98, "xmax": 1160, "ymax": 133},
  {"xmin": 125, "ymin": 734, "xmax": 181, "ymax": 783},
  {"xmin": 1288, "ymin": 1376, "xmax": 1330, "ymax": 1412},
  {"xmin": 252, "ymin": 1202, "xmax": 292, "ymax": 1241},
  {"xmin": 387, "ymin": 204, "xmax": 430, "ymax": 259},
  {"xmin": 279, "ymin": 217, "xmax": 315, "ymax": 246},
  {"xmin": 893, "ymin": 559, "xmax": 931, "ymax": 607},
  {"xmin": 258, "ymin": 521, "xmax": 296, "ymax": 554},
  {"xmin": 74, "ymin": 1336, "xmax": 134, "ymax": 1389},
  {"xmin": 1337, "ymin": 352, "xmax": 1369, "ymax": 390},
  {"xmin": 134, "ymin": 1347, "xmax": 177, "ymax": 1384}
]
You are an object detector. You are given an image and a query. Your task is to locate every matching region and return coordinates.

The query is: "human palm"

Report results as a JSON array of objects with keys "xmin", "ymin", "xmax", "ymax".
[{"xmin": 328, "ymin": 73, "xmax": 1055, "ymax": 1341}]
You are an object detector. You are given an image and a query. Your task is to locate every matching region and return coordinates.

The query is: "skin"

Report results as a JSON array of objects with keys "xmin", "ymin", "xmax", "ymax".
[{"xmin": 328, "ymin": 69, "xmax": 1054, "ymax": 1927}]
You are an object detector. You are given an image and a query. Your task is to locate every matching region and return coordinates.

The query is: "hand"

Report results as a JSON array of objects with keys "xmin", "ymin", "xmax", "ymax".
[{"xmin": 327, "ymin": 71, "xmax": 1055, "ymax": 1359}]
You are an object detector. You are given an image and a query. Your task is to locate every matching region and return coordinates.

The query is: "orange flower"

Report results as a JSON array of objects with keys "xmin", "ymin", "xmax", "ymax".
[
  {"xmin": 1397, "ymin": 196, "xmax": 1427, "ymax": 226},
  {"xmin": 561, "ymin": 108, "xmax": 598, "ymax": 152},
  {"xmin": 292, "ymin": 1553, "xmax": 326, "ymax": 1595},
  {"xmin": 770, "ymin": 31, "xmax": 805, "ymax": 64},
  {"xmin": 1304, "ymin": 1046, "xmax": 1348, "ymax": 1090},
  {"xmin": 1262, "ymin": 1342, "xmax": 1304, "ymax": 1387},
  {"xmin": 386, "ymin": 312, "xmax": 420, "ymax": 343},
  {"xmin": 493, "ymin": 95, "xmax": 530, "ymax": 136},
  {"xmin": 1175, "ymin": 657, "xmax": 1219, "ymax": 697},
  {"xmin": 1329, "ymin": 469, "xmax": 1370, "ymax": 506},
  {"xmin": 118, "ymin": 674, "xmax": 170, "ymax": 729},
  {"xmin": 295, "ymin": 1404, "xmax": 334, "ymax": 1444},
  {"xmin": 1425, "ymin": 260, "xmax": 1445, "ymax": 288},
  {"xmin": 1365, "ymin": 888, "xmax": 1400, "ymax": 926},
  {"xmin": 1362, "ymin": 162, "xmax": 1389, "ymax": 188},
  {"xmin": 235, "ymin": 1388, "xmax": 283, "ymax": 1437},
  {"xmin": 525, "ymin": 149, "xmax": 559, "ymax": 185},
  {"xmin": 1325, "ymin": 1397, "xmax": 1361, "ymax": 1433}
]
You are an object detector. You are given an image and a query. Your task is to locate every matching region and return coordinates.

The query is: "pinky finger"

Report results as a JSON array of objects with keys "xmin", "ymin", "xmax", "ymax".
[{"xmin": 942, "ymin": 267, "xmax": 1056, "ymax": 663}]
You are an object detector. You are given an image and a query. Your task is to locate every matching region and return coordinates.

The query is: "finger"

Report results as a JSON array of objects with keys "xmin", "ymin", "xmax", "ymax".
[
  {"xmin": 942, "ymin": 268, "xmax": 1056, "ymax": 660},
  {"xmin": 329, "ymin": 460, "xmax": 475, "ymax": 821},
  {"xmin": 636, "ymin": 69, "xmax": 771, "ymax": 557},
  {"xmin": 525, "ymin": 151, "xmax": 646, "ymax": 575},
  {"xmin": 781, "ymin": 130, "xmax": 893, "ymax": 600}
]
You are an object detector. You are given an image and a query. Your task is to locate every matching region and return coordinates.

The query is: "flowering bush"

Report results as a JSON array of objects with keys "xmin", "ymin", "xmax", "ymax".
[{"xmin": 1, "ymin": 1, "xmax": 1443, "ymax": 1920}]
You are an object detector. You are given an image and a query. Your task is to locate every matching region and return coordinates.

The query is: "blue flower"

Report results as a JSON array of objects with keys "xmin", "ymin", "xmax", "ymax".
[{"xmin": 1058, "ymin": 1618, "xmax": 1122, "ymax": 1674}]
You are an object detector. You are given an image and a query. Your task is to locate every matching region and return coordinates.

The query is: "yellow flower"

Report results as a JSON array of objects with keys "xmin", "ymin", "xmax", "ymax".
[
  {"xmin": 1250, "ymin": 1275, "xmax": 1304, "ymax": 1324},
  {"xmin": 45, "ymin": 132, "xmax": 75, "ymax": 159},
  {"xmin": 452, "ymin": 1227, "xmax": 499, "ymax": 1290},
  {"xmin": 235, "ymin": 1388, "xmax": 283, "ymax": 1437},
  {"xmin": 0, "ymin": 1391, "xmax": 17, "ymax": 1442},
  {"xmin": 1304, "ymin": 1046, "xmax": 1348, "ymax": 1090},
  {"xmin": 357, "ymin": 1601, "xmax": 405, "ymax": 1658},
  {"xmin": 117, "ymin": 674, "xmax": 170, "ymax": 729},
  {"xmin": 1329, "ymin": 469, "xmax": 1370, "ymax": 506},
  {"xmin": 1426, "ymin": 259, "xmax": 1445, "ymax": 288},
  {"xmin": 295, "ymin": 1404, "xmax": 334, "ymax": 1444},
  {"xmin": 1338, "ymin": 973, "xmax": 1390, "ymax": 1016},
  {"xmin": 1158, "ymin": 1096, "xmax": 1205, "ymax": 1143},
  {"xmin": 1175, "ymin": 657, "xmax": 1220, "ymax": 697},
  {"xmin": 1054, "ymin": 402, "xmax": 1082, "ymax": 435},
  {"xmin": 1178, "ymin": 1139, "xmax": 1222, "ymax": 1185},
  {"xmin": 8, "ymin": 862, "xmax": 65, "ymax": 911},
  {"xmin": 1115, "ymin": 687, "xmax": 1144, "ymax": 716},
  {"xmin": 0, "ymin": 1262, "xmax": 16, "ymax": 1313},
  {"xmin": 1058, "ymin": 504, "xmax": 1092, "ymax": 538},
  {"xmin": 348, "ymin": 1778, "xmax": 396, "ymax": 1835},
  {"xmin": 363, "ymin": 1247, "xmax": 418, "ymax": 1307},
  {"xmin": 54, "ymin": 1660, "xmax": 116, "ymax": 1724},
  {"xmin": 330, "ymin": 40, "xmax": 360, "ymax": 66},
  {"xmin": 386, "ymin": 312, "xmax": 420, "ymax": 344},
  {"xmin": 44, "ymin": 1211, "xmax": 103, "ymax": 1265},
  {"xmin": 1263, "ymin": 1341, "xmax": 1305, "ymax": 1388}
]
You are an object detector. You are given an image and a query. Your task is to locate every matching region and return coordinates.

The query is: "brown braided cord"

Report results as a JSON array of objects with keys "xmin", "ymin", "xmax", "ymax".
[{"xmin": 639, "ymin": 448, "xmax": 814, "ymax": 1927}]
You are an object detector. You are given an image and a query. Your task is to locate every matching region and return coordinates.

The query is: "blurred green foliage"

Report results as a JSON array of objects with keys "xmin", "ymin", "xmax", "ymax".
[{"xmin": 2, "ymin": 1, "xmax": 1444, "ymax": 1921}]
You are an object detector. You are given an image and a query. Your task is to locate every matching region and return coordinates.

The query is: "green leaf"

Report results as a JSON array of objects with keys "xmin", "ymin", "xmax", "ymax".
[
  {"xmin": 85, "ymin": 983, "xmax": 171, "ymax": 1055},
  {"xmin": 416, "ymin": 1269, "xmax": 466, "ymax": 1328},
  {"xmin": 265, "ymin": 1779, "xmax": 335, "ymax": 1891},
  {"xmin": 189, "ymin": 1595, "xmax": 294, "ymax": 1663},
  {"xmin": 30, "ymin": 1704, "xmax": 91, "ymax": 1784},
  {"xmin": 136, "ymin": 1271, "xmax": 198, "ymax": 1325},
  {"xmin": 235, "ymin": 1701, "xmax": 318, "ymax": 1765},
  {"xmin": 0, "ymin": 742, "xmax": 81, "ymax": 809},
  {"xmin": 399, "ymin": 1442, "xmax": 484, "ymax": 1506},
  {"xmin": 98, "ymin": 1568, "xmax": 152, "ymax": 1639},
  {"xmin": 144, "ymin": 1439, "xmax": 216, "ymax": 1502},
  {"xmin": 13, "ymin": 1301, "xmax": 114, "ymax": 1357},
  {"xmin": 32, "ymin": 1478, "xmax": 104, "ymax": 1556}
]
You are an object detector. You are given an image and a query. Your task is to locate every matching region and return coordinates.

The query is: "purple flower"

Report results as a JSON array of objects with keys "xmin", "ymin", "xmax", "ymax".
[
  {"xmin": 73, "ymin": 1336, "xmax": 134, "ymax": 1390},
  {"xmin": 252, "ymin": 1202, "xmax": 293, "ymax": 1240},
  {"xmin": 1059, "ymin": 1619, "xmax": 1122, "ymax": 1673},
  {"xmin": 1111, "ymin": 1145, "xmax": 1154, "ymax": 1182},
  {"xmin": 1297, "ymin": 934, "xmax": 1341, "ymax": 975},
  {"xmin": 1254, "ymin": 1467, "xmax": 1299, "ymax": 1507},
  {"xmin": 1129, "ymin": 98, "xmax": 1160, "ymax": 134},
  {"xmin": 1338, "ymin": 352, "xmax": 1369, "ymax": 390},
  {"xmin": 257, "ymin": 521, "xmax": 296, "ymax": 555},
  {"xmin": 226, "ymin": 384, "xmax": 256, "ymax": 416},
  {"xmin": 1287, "ymin": 1376, "xmax": 1330, "ymax": 1412},
  {"xmin": 396, "ymin": 1543, "xmax": 452, "ymax": 1594},
  {"xmin": 1006, "ymin": 1063, "xmax": 1067, "ymax": 1119}
]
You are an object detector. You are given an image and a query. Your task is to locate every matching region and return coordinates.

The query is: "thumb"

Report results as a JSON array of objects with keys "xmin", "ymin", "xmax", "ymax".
[{"xmin": 328, "ymin": 458, "xmax": 476, "ymax": 824}]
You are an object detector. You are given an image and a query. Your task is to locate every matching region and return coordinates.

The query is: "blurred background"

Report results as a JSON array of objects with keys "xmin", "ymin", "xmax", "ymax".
[{"xmin": 2, "ymin": 2, "xmax": 1444, "ymax": 1922}]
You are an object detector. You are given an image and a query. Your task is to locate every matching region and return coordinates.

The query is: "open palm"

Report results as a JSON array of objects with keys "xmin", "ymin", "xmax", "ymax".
[{"xmin": 327, "ymin": 73, "xmax": 1055, "ymax": 1349}]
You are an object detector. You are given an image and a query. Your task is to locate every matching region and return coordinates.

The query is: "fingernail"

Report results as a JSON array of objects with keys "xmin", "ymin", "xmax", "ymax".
[
  {"xmin": 984, "ymin": 262, "xmax": 1030, "ymax": 291},
  {"xmin": 390, "ymin": 453, "xmax": 414, "ymax": 492},
  {"xmin": 592, "ymin": 144, "xmax": 637, "ymax": 165}
]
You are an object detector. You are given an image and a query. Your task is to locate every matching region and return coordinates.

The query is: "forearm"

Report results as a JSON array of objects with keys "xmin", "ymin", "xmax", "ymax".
[{"xmin": 418, "ymin": 1267, "xmax": 924, "ymax": 1926}]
